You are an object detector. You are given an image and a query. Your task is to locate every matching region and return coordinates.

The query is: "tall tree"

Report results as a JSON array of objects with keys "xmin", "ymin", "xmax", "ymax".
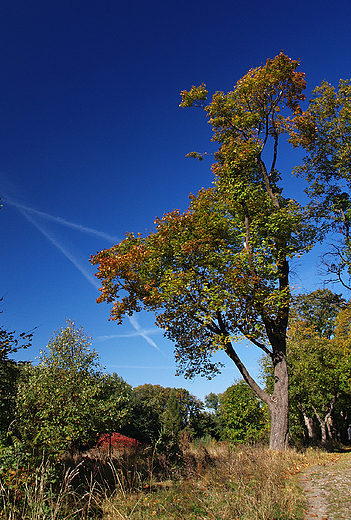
[{"xmin": 91, "ymin": 53, "xmax": 317, "ymax": 450}]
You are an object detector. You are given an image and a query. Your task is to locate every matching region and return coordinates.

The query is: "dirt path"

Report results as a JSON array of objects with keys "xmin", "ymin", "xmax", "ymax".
[{"xmin": 300, "ymin": 451, "xmax": 351, "ymax": 519}]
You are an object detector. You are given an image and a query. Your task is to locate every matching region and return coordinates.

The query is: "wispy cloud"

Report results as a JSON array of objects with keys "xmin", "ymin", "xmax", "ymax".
[
  {"xmin": 7, "ymin": 195, "xmax": 163, "ymax": 352},
  {"xmin": 98, "ymin": 315, "xmax": 163, "ymax": 352},
  {"xmin": 19, "ymin": 209, "xmax": 100, "ymax": 289},
  {"xmin": 5, "ymin": 197, "xmax": 120, "ymax": 243},
  {"xmin": 128, "ymin": 315, "xmax": 162, "ymax": 351}
]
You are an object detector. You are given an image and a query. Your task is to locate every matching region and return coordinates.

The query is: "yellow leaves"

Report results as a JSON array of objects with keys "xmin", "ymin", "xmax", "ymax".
[{"xmin": 179, "ymin": 83, "xmax": 208, "ymax": 108}]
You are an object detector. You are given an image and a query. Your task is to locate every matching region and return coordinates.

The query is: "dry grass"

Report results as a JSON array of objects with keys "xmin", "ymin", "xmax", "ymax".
[
  {"xmin": 102, "ymin": 443, "xmax": 309, "ymax": 520},
  {"xmin": 0, "ymin": 441, "xmax": 338, "ymax": 520}
]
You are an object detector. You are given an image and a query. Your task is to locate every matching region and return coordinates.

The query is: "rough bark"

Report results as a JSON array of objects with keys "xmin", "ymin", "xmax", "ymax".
[{"xmin": 268, "ymin": 354, "xmax": 289, "ymax": 451}]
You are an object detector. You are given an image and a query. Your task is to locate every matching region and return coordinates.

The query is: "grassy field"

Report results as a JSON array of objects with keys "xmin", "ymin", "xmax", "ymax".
[{"xmin": 0, "ymin": 439, "xmax": 336, "ymax": 520}]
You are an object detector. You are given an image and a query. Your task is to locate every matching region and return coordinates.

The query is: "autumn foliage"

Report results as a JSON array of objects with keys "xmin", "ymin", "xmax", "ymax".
[
  {"xmin": 91, "ymin": 53, "xmax": 350, "ymax": 451},
  {"xmin": 97, "ymin": 432, "xmax": 141, "ymax": 451}
]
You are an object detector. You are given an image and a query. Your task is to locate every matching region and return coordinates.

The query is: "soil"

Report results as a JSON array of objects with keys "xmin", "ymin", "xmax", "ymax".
[{"xmin": 300, "ymin": 450, "xmax": 351, "ymax": 519}]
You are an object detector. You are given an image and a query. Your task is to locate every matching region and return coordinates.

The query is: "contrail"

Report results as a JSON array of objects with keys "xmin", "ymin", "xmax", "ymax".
[
  {"xmin": 98, "ymin": 329, "xmax": 161, "ymax": 340},
  {"xmin": 128, "ymin": 315, "xmax": 162, "ymax": 351},
  {"xmin": 99, "ymin": 315, "xmax": 163, "ymax": 352},
  {"xmin": 105, "ymin": 365, "xmax": 175, "ymax": 369},
  {"xmin": 19, "ymin": 209, "xmax": 100, "ymax": 289},
  {"xmin": 8, "ymin": 195, "xmax": 162, "ymax": 351},
  {"xmin": 5, "ymin": 197, "xmax": 120, "ymax": 243}
]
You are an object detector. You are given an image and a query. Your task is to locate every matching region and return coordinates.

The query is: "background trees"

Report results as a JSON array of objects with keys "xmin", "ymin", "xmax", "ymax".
[
  {"xmin": 262, "ymin": 290, "xmax": 351, "ymax": 445},
  {"xmin": 122, "ymin": 383, "xmax": 208, "ymax": 444},
  {"xmin": 0, "ymin": 325, "xmax": 33, "ymax": 440}
]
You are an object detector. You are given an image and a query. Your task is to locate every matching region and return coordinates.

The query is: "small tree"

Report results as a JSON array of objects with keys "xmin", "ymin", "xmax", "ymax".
[
  {"xmin": 16, "ymin": 320, "xmax": 131, "ymax": 455},
  {"xmin": 219, "ymin": 381, "xmax": 268, "ymax": 444},
  {"xmin": 160, "ymin": 389, "xmax": 183, "ymax": 462}
]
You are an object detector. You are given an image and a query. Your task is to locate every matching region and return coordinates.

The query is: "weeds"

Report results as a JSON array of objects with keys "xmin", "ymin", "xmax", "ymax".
[
  {"xmin": 0, "ymin": 440, "xmax": 334, "ymax": 519},
  {"xmin": 103, "ymin": 444, "xmax": 307, "ymax": 520}
]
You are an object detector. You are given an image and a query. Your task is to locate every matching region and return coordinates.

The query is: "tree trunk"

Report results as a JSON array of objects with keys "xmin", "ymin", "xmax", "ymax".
[
  {"xmin": 302, "ymin": 411, "xmax": 317, "ymax": 444},
  {"xmin": 320, "ymin": 422, "xmax": 327, "ymax": 445},
  {"xmin": 326, "ymin": 416, "xmax": 335, "ymax": 441},
  {"xmin": 312, "ymin": 397, "xmax": 336, "ymax": 445},
  {"xmin": 224, "ymin": 340, "xmax": 289, "ymax": 450},
  {"xmin": 268, "ymin": 354, "xmax": 289, "ymax": 451}
]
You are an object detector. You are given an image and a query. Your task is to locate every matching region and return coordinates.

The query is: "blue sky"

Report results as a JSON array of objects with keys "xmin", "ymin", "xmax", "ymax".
[{"xmin": 1, "ymin": 0, "xmax": 350, "ymax": 400}]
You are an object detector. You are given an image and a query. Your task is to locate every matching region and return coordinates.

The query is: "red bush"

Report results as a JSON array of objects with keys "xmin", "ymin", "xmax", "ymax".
[{"xmin": 97, "ymin": 433, "xmax": 141, "ymax": 450}]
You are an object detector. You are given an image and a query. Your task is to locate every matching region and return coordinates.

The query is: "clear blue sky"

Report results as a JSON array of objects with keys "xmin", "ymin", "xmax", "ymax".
[{"xmin": 1, "ymin": 0, "xmax": 350, "ymax": 400}]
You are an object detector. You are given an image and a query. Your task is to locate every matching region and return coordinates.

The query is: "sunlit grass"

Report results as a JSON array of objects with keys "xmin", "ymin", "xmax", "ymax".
[
  {"xmin": 0, "ymin": 440, "xmax": 339, "ymax": 519},
  {"xmin": 102, "ymin": 443, "xmax": 308, "ymax": 520}
]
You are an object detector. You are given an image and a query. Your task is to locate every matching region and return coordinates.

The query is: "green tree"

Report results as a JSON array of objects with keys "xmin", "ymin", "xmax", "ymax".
[
  {"xmin": 205, "ymin": 393, "xmax": 220, "ymax": 414},
  {"xmin": 290, "ymin": 79, "xmax": 351, "ymax": 288},
  {"xmin": 0, "ymin": 326, "xmax": 33, "ymax": 438},
  {"xmin": 202, "ymin": 392, "xmax": 222, "ymax": 439},
  {"xmin": 262, "ymin": 292, "xmax": 351, "ymax": 445},
  {"xmin": 219, "ymin": 381, "xmax": 268, "ymax": 444},
  {"xmin": 91, "ymin": 53, "xmax": 319, "ymax": 450},
  {"xmin": 16, "ymin": 320, "xmax": 131, "ymax": 454}
]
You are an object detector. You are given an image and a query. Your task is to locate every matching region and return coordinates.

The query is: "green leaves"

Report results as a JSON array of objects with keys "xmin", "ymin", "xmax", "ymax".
[
  {"xmin": 219, "ymin": 381, "xmax": 268, "ymax": 443},
  {"xmin": 290, "ymin": 79, "xmax": 351, "ymax": 287},
  {"xmin": 16, "ymin": 321, "xmax": 131, "ymax": 455},
  {"xmin": 91, "ymin": 53, "xmax": 328, "ymax": 449}
]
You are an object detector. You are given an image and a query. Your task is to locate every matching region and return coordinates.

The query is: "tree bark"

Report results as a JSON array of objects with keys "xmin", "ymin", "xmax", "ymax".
[
  {"xmin": 312, "ymin": 397, "xmax": 336, "ymax": 445},
  {"xmin": 268, "ymin": 354, "xmax": 289, "ymax": 451},
  {"xmin": 302, "ymin": 411, "xmax": 317, "ymax": 444}
]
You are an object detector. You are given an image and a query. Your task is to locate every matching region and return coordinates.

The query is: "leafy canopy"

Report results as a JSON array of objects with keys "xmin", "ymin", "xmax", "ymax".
[
  {"xmin": 290, "ymin": 80, "xmax": 351, "ymax": 287},
  {"xmin": 91, "ymin": 54, "xmax": 313, "ymax": 385}
]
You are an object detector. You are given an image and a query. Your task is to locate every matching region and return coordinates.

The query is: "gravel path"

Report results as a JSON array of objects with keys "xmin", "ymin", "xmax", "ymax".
[{"xmin": 300, "ymin": 451, "xmax": 351, "ymax": 519}]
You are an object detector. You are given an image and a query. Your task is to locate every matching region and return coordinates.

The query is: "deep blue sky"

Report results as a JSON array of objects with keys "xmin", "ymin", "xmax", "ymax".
[{"xmin": 1, "ymin": 0, "xmax": 350, "ymax": 400}]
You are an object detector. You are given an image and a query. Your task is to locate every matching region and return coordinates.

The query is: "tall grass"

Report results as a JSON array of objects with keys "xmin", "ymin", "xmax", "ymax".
[
  {"xmin": 102, "ymin": 443, "xmax": 307, "ymax": 520},
  {"xmin": 1, "ymin": 440, "xmax": 334, "ymax": 519},
  {"xmin": 0, "ymin": 456, "xmax": 102, "ymax": 519}
]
